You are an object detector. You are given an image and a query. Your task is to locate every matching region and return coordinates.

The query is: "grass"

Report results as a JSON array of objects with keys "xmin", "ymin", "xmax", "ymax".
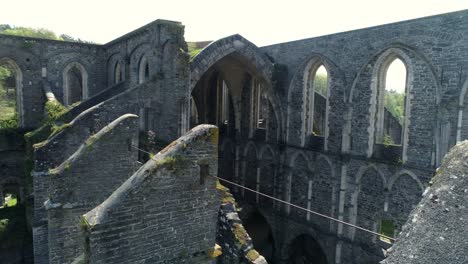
[
  {"xmin": 380, "ymin": 219, "xmax": 395, "ymax": 243},
  {"xmin": 0, "ymin": 85, "xmax": 16, "ymax": 122},
  {"xmin": 187, "ymin": 41, "xmax": 210, "ymax": 60},
  {"xmin": 0, "ymin": 84, "xmax": 18, "ymax": 129}
]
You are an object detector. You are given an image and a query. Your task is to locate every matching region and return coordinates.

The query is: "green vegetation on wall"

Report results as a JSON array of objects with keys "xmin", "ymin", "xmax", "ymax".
[{"xmin": 187, "ymin": 41, "xmax": 210, "ymax": 60}]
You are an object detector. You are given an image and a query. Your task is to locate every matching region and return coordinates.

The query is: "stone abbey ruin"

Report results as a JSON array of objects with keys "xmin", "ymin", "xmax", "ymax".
[{"xmin": 0, "ymin": 9, "xmax": 467, "ymax": 264}]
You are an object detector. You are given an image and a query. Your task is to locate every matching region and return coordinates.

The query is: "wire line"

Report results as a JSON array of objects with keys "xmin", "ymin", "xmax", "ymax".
[{"xmin": 130, "ymin": 144, "xmax": 396, "ymax": 242}]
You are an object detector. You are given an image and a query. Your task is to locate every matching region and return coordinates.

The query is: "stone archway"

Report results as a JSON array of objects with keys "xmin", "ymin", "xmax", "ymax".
[
  {"xmin": 63, "ymin": 62, "xmax": 88, "ymax": 106},
  {"xmin": 190, "ymin": 34, "xmax": 283, "ymax": 140},
  {"xmin": 286, "ymin": 234, "xmax": 328, "ymax": 264}
]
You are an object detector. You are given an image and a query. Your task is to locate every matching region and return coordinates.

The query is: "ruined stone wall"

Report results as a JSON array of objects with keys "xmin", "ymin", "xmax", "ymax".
[
  {"xmin": 234, "ymin": 10, "xmax": 468, "ymax": 264},
  {"xmin": 82, "ymin": 125, "xmax": 219, "ymax": 264},
  {"xmin": 0, "ymin": 35, "xmax": 106, "ymax": 128},
  {"xmin": 45, "ymin": 114, "xmax": 138, "ymax": 264},
  {"xmin": 28, "ymin": 19, "xmax": 189, "ymax": 263},
  {"xmin": 3, "ymin": 9, "xmax": 466, "ymax": 264},
  {"xmin": 216, "ymin": 183, "xmax": 268, "ymax": 264},
  {"xmin": 381, "ymin": 141, "xmax": 468, "ymax": 264},
  {"xmin": 261, "ymin": 10, "xmax": 468, "ymax": 165}
]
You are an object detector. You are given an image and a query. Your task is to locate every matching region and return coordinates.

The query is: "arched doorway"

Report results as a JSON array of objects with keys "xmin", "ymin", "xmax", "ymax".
[
  {"xmin": 287, "ymin": 234, "xmax": 328, "ymax": 264},
  {"xmin": 0, "ymin": 58, "xmax": 23, "ymax": 127},
  {"xmin": 63, "ymin": 62, "xmax": 88, "ymax": 106}
]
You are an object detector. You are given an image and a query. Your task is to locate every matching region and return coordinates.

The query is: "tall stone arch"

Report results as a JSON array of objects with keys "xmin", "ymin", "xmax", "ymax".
[
  {"xmin": 190, "ymin": 34, "xmax": 284, "ymax": 141},
  {"xmin": 258, "ymin": 144, "xmax": 277, "ymax": 206},
  {"xmin": 242, "ymin": 141, "xmax": 259, "ymax": 202},
  {"xmin": 386, "ymin": 170, "xmax": 424, "ymax": 234},
  {"xmin": 350, "ymin": 164, "xmax": 387, "ymax": 243},
  {"xmin": 312, "ymin": 154, "xmax": 336, "ymax": 230},
  {"xmin": 287, "ymin": 151, "xmax": 312, "ymax": 218}
]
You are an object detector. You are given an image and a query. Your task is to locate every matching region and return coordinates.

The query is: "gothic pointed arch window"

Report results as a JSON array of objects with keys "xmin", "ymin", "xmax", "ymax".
[
  {"xmin": 377, "ymin": 58, "xmax": 407, "ymax": 145},
  {"xmin": 304, "ymin": 60, "xmax": 330, "ymax": 149},
  {"xmin": 0, "ymin": 57, "xmax": 23, "ymax": 127},
  {"xmin": 252, "ymin": 78, "xmax": 268, "ymax": 130},
  {"xmin": 217, "ymin": 77, "xmax": 230, "ymax": 126},
  {"xmin": 371, "ymin": 49, "xmax": 411, "ymax": 162},
  {"xmin": 310, "ymin": 65, "xmax": 329, "ymax": 136}
]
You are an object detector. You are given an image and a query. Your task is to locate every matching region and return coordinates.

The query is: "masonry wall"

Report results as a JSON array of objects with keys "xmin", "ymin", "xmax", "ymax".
[
  {"xmin": 45, "ymin": 114, "xmax": 138, "ymax": 264},
  {"xmin": 240, "ymin": 10, "xmax": 468, "ymax": 264},
  {"xmin": 216, "ymin": 183, "xmax": 268, "ymax": 264},
  {"xmin": 83, "ymin": 125, "xmax": 219, "ymax": 264},
  {"xmin": 0, "ymin": 130, "xmax": 25, "ymax": 205},
  {"xmin": 0, "ymin": 35, "xmax": 106, "ymax": 128},
  {"xmin": 4, "ymin": 9, "xmax": 467, "ymax": 264}
]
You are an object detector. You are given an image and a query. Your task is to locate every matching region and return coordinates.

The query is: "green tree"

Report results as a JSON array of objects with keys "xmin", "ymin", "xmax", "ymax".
[
  {"xmin": 313, "ymin": 73, "xmax": 328, "ymax": 96},
  {"xmin": 384, "ymin": 90, "xmax": 405, "ymax": 125},
  {"xmin": 2, "ymin": 27, "xmax": 60, "ymax": 40},
  {"xmin": 0, "ymin": 24, "xmax": 95, "ymax": 43},
  {"xmin": 0, "ymin": 24, "xmax": 11, "ymax": 32}
]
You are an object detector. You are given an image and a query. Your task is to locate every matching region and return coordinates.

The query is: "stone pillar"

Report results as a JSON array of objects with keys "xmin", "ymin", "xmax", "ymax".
[
  {"xmin": 0, "ymin": 186, "xmax": 4, "ymax": 206},
  {"xmin": 19, "ymin": 186, "xmax": 24, "ymax": 204},
  {"xmin": 335, "ymin": 161, "xmax": 349, "ymax": 264}
]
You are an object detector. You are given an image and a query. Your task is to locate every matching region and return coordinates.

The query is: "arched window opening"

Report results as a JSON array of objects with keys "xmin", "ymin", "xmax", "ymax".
[
  {"xmin": 114, "ymin": 61, "xmax": 123, "ymax": 84},
  {"xmin": 252, "ymin": 78, "xmax": 268, "ymax": 130},
  {"xmin": 0, "ymin": 59, "xmax": 21, "ymax": 128},
  {"xmin": 216, "ymin": 78, "xmax": 230, "ymax": 126},
  {"xmin": 310, "ymin": 65, "xmax": 328, "ymax": 136},
  {"xmin": 138, "ymin": 56, "xmax": 150, "ymax": 84},
  {"xmin": 0, "ymin": 59, "xmax": 23, "ymax": 127},
  {"xmin": 66, "ymin": 66, "xmax": 83, "ymax": 105},
  {"xmin": 378, "ymin": 58, "xmax": 407, "ymax": 145},
  {"xmin": 190, "ymin": 97, "xmax": 199, "ymax": 128},
  {"xmin": 287, "ymin": 235, "xmax": 327, "ymax": 264}
]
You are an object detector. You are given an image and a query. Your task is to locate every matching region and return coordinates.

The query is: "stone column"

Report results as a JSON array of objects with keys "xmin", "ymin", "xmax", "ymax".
[{"xmin": 0, "ymin": 186, "xmax": 4, "ymax": 206}]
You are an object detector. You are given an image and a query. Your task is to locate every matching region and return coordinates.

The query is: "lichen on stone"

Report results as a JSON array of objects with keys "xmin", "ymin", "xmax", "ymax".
[{"xmin": 246, "ymin": 249, "xmax": 260, "ymax": 261}]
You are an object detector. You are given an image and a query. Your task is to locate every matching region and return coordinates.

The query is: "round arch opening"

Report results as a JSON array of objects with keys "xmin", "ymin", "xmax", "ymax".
[{"xmin": 287, "ymin": 234, "xmax": 328, "ymax": 264}]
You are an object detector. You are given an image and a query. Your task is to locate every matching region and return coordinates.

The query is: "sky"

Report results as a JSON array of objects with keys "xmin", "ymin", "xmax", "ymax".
[
  {"xmin": 386, "ymin": 59, "xmax": 406, "ymax": 94},
  {"xmin": 1, "ymin": 0, "xmax": 467, "ymax": 47}
]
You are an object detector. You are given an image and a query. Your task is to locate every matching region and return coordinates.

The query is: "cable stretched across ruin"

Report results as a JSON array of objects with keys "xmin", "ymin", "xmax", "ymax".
[{"xmin": 130, "ymin": 144, "xmax": 396, "ymax": 242}]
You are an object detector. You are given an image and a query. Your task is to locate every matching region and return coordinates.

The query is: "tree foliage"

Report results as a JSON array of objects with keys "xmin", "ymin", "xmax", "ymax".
[
  {"xmin": 313, "ymin": 73, "xmax": 328, "ymax": 96},
  {"xmin": 0, "ymin": 24, "xmax": 95, "ymax": 43},
  {"xmin": 0, "ymin": 25, "xmax": 60, "ymax": 40},
  {"xmin": 0, "ymin": 66, "xmax": 11, "ymax": 82},
  {"xmin": 384, "ymin": 90, "xmax": 405, "ymax": 124}
]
